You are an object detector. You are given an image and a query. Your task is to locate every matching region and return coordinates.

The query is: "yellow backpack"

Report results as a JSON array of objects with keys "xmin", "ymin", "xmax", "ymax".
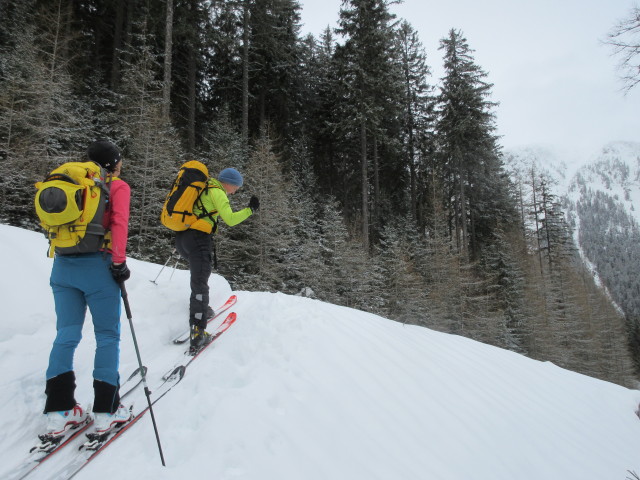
[
  {"xmin": 34, "ymin": 161, "xmax": 111, "ymax": 257},
  {"xmin": 160, "ymin": 160, "xmax": 214, "ymax": 234}
]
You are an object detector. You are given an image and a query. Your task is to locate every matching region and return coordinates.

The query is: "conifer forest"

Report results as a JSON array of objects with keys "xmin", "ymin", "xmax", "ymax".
[{"xmin": 1, "ymin": 0, "xmax": 638, "ymax": 387}]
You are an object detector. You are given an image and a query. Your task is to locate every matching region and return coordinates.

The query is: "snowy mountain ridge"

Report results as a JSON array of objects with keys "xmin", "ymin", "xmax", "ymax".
[
  {"xmin": 0, "ymin": 224, "xmax": 639, "ymax": 479},
  {"xmin": 566, "ymin": 141, "xmax": 640, "ymax": 224}
]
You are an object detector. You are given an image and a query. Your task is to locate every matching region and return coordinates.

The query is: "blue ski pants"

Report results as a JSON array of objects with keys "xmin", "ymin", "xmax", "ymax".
[{"xmin": 47, "ymin": 253, "xmax": 121, "ymax": 387}]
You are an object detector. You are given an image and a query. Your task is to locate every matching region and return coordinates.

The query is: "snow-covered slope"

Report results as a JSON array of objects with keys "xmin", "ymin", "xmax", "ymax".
[
  {"xmin": 566, "ymin": 141, "xmax": 640, "ymax": 224},
  {"xmin": 504, "ymin": 144, "xmax": 570, "ymax": 187},
  {"xmin": 1, "ymin": 225, "xmax": 639, "ymax": 480}
]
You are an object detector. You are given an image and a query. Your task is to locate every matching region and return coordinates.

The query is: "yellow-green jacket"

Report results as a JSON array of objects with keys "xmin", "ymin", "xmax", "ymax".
[{"xmin": 193, "ymin": 178, "xmax": 252, "ymax": 232}]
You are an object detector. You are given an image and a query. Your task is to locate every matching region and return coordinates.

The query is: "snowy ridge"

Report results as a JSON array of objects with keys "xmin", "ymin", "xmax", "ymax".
[
  {"xmin": 0, "ymin": 224, "xmax": 639, "ymax": 480},
  {"xmin": 504, "ymin": 144, "xmax": 570, "ymax": 187},
  {"xmin": 566, "ymin": 141, "xmax": 640, "ymax": 225}
]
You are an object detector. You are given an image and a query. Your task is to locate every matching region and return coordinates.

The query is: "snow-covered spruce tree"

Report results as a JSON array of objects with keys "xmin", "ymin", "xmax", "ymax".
[
  {"xmin": 476, "ymin": 229, "xmax": 528, "ymax": 352},
  {"xmin": 376, "ymin": 217, "xmax": 430, "ymax": 325},
  {"xmin": 202, "ymin": 107, "xmax": 248, "ymax": 173},
  {"xmin": 217, "ymin": 129, "xmax": 298, "ymax": 292},
  {"xmin": 282, "ymin": 138, "xmax": 330, "ymax": 297},
  {"xmin": 313, "ymin": 197, "xmax": 354, "ymax": 305}
]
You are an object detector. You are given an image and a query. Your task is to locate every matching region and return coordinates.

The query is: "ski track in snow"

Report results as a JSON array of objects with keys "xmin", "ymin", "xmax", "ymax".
[{"xmin": 0, "ymin": 224, "xmax": 639, "ymax": 480}]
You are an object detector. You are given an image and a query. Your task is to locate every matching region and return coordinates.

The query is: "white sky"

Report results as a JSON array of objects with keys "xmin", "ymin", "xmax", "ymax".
[{"xmin": 298, "ymin": 0, "xmax": 640, "ymax": 157}]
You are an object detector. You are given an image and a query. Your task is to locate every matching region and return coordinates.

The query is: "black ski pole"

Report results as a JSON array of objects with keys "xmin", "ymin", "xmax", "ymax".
[
  {"xmin": 151, "ymin": 249, "xmax": 176, "ymax": 285},
  {"xmin": 119, "ymin": 282, "xmax": 166, "ymax": 466}
]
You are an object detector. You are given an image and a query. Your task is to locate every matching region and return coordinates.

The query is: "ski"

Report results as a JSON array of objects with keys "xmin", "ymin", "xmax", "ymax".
[
  {"xmin": 43, "ymin": 311, "xmax": 237, "ymax": 479},
  {"xmin": 163, "ymin": 312, "xmax": 238, "ymax": 380},
  {"xmin": 48, "ymin": 366, "xmax": 186, "ymax": 480},
  {"xmin": 171, "ymin": 294, "xmax": 237, "ymax": 344},
  {"xmin": 5, "ymin": 366, "xmax": 147, "ymax": 480}
]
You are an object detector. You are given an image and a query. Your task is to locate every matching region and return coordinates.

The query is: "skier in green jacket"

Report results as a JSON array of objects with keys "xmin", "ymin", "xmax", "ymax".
[{"xmin": 175, "ymin": 167, "xmax": 259, "ymax": 351}]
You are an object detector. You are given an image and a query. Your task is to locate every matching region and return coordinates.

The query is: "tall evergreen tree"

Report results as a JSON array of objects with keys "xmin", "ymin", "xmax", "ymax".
[
  {"xmin": 436, "ymin": 29, "xmax": 512, "ymax": 260},
  {"xmin": 302, "ymin": 28, "xmax": 342, "ymax": 197},
  {"xmin": 171, "ymin": 0, "xmax": 211, "ymax": 151},
  {"xmin": 334, "ymin": 0, "xmax": 403, "ymax": 249},
  {"xmin": 396, "ymin": 21, "xmax": 434, "ymax": 223},
  {"xmin": 248, "ymin": 0, "xmax": 303, "ymax": 142},
  {"xmin": 205, "ymin": 0, "xmax": 244, "ymax": 121}
]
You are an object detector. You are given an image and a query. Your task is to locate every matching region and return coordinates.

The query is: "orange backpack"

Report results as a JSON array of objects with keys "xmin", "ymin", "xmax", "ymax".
[{"xmin": 160, "ymin": 161, "xmax": 213, "ymax": 234}]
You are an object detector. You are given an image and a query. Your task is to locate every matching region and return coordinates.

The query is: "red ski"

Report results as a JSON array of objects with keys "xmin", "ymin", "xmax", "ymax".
[{"xmin": 171, "ymin": 294, "xmax": 237, "ymax": 344}]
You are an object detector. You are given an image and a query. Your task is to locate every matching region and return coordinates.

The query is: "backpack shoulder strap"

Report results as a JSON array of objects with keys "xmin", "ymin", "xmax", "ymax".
[{"xmin": 195, "ymin": 180, "xmax": 223, "ymax": 222}]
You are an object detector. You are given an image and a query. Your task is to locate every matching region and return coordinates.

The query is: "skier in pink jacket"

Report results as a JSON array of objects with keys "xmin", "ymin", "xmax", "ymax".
[{"xmin": 42, "ymin": 140, "xmax": 133, "ymax": 439}]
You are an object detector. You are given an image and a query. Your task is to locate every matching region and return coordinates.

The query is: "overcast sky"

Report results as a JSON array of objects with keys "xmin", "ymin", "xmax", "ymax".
[{"xmin": 298, "ymin": 0, "xmax": 640, "ymax": 158}]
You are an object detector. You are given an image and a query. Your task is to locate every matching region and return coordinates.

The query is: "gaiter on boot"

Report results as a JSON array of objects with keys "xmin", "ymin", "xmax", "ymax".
[
  {"xmin": 93, "ymin": 379, "xmax": 121, "ymax": 414},
  {"xmin": 44, "ymin": 371, "xmax": 77, "ymax": 413}
]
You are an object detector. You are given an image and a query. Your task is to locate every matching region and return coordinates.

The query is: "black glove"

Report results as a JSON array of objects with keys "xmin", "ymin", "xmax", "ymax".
[
  {"xmin": 248, "ymin": 195, "xmax": 260, "ymax": 213},
  {"xmin": 110, "ymin": 261, "xmax": 131, "ymax": 283}
]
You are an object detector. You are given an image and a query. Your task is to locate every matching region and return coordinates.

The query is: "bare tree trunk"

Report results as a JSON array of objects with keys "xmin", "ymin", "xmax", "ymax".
[
  {"xmin": 541, "ymin": 182, "xmax": 553, "ymax": 274},
  {"xmin": 409, "ymin": 125, "xmax": 417, "ymax": 222},
  {"xmin": 531, "ymin": 168, "xmax": 544, "ymax": 275},
  {"xmin": 162, "ymin": 0, "xmax": 174, "ymax": 119},
  {"xmin": 187, "ymin": 46, "xmax": 196, "ymax": 151},
  {"xmin": 50, "ymin": 0, "xmax": 63, "ymax": 80},
  {"xmin": 242, "ymin": 0, "xmax": 250, "ymax": 146},
  {"xmin": 111, "ymin": 0, "xmax": 125, "ymax": 90},
  {"xmin": 361, "ymin": 120, "xmax": 369, "ymax": 250},
  {"xmin": 63, "ymin": 0, "xmax": 73, "ymax": 60},
  {"xmin": 258, "ymin": 88, "xmax": 266, "ymax": 133},
  {"xmin": 123, "ymin": 0, "xmax": 134, "ymax": 67},
  {"xmin": 373, "ymin": 136, "xmax": 379, "ymax": 236},
  {"xmin": 518, "ymin": 181, "xmax": 526, "ymax": 240},
  {"xmin": 457, "ymin": 148, "xmax": 468, "ymax": 258}
]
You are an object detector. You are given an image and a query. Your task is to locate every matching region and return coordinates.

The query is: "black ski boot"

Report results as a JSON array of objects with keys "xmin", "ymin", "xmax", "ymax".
[{"xmin": 189, "ymin": 325, "xmax": 212, "ymax": 354}]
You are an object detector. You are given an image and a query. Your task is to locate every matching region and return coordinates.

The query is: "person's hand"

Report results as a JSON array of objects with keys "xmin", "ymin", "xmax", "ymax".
[
  {"xmin": 248, "ymin": 196, "xmax": 260, "ymax": 212},
  {"xmin": 110, "ymin": 262, "xmax": 131, "ymax": 283}
]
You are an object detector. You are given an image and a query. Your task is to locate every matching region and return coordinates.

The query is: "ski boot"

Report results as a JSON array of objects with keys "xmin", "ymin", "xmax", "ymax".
[
  {"xmin": 32, "ymin": 404, "xmax": 90, "ymax": 454},
  {"xmin": 82, "ymin": 404, "xmax": 132, "ymax": 450},
  {"xmin": 189, "ymin": 325, "xmax": 212, "ymax": 355}
]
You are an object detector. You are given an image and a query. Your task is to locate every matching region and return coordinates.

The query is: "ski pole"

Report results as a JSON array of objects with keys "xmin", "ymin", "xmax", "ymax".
[
  {"xmin": 169, "ymin": 257, "xmax": 180, "ymax": 281},
  {"xmin": 150, "ymin": 249, "xmax": 176, "ymax": 285},
  {"xmin": 119, "ymin": 282, "xmax": 166, "ymax": 466}
]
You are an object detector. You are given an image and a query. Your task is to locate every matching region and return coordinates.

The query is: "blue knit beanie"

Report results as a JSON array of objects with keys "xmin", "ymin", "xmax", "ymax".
[{"xmin": 218, "ymin": 168, "xmax": 243, "ymax": 187}]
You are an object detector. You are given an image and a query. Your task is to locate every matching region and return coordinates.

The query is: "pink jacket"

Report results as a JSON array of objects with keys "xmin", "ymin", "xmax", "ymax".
[{"xmin": 103, "ymin": 178, "xmax": 130, "ymax": 263}]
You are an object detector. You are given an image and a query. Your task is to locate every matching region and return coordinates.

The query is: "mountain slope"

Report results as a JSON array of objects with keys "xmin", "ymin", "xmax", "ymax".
[
  {"xmin": 505, "ymin": 141, "xmax": 640, "ymax": 318},
  {"xmin": 0, "ymin": 225, "xmax": 639, "ymax": 480}
]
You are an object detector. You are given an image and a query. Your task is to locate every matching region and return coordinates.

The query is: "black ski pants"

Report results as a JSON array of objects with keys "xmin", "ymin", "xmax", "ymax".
[{"xmin": 175, "ymin": 229, "xmax": 212, "ymax": 329}]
